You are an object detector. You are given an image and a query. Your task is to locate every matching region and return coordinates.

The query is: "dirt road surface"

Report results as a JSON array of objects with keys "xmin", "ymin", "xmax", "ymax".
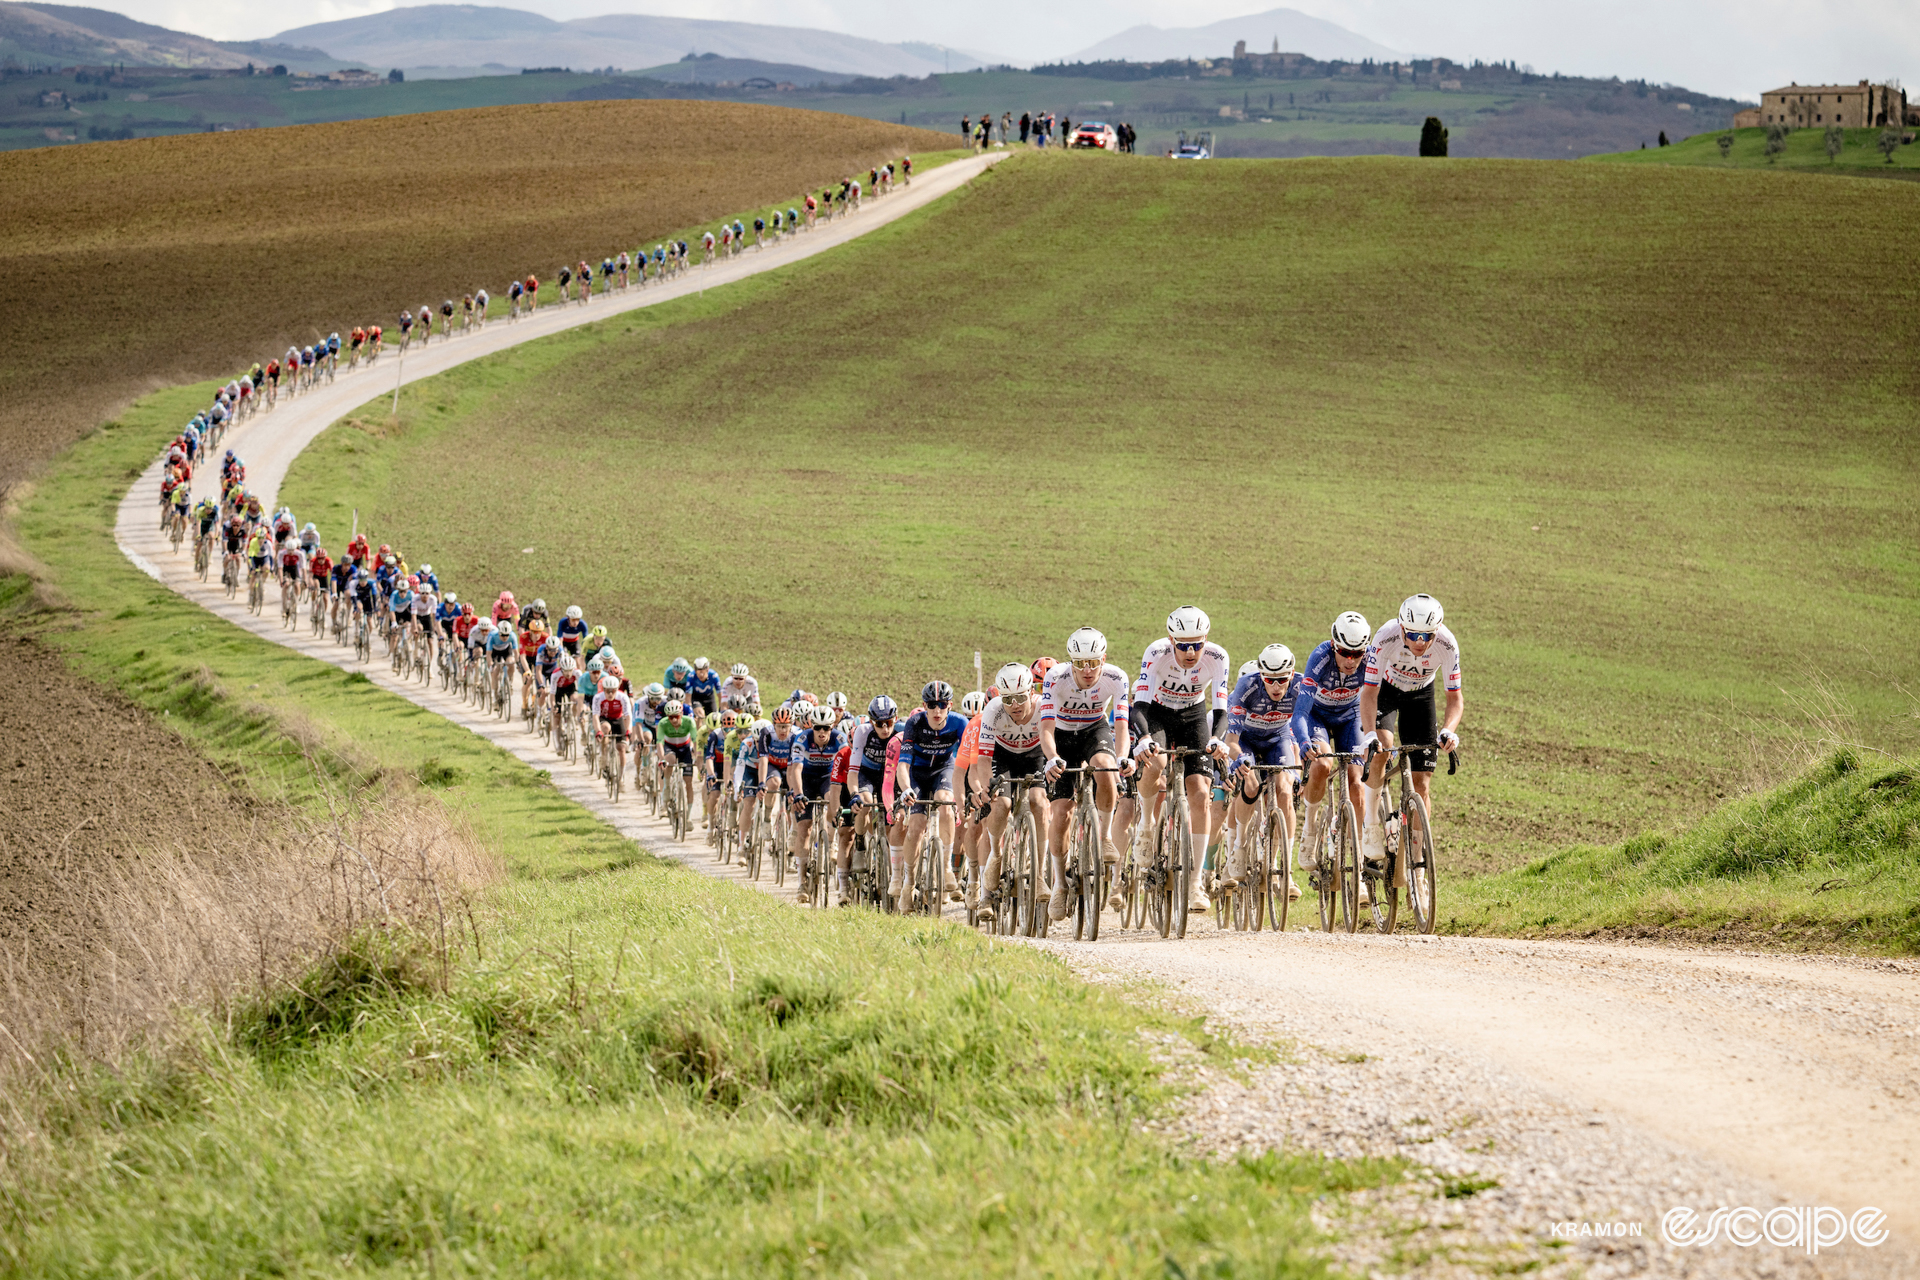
[{"xmin": 115, "ymin": 148, "xmax": 1917, "ymax": 1276}]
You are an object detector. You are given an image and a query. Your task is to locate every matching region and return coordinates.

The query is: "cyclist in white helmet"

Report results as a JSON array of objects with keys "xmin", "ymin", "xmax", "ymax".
[
  {"xmin": 1130, "ymin": 606, "xmax": 1231, "ymax": 914},
  {"xmin": 1292, "ymin": 610, "xmax": 1375, "ymax": 899},
  {"xmin": 722, "ymin": 662, "xmax": 759, "ymax": 709},
  {"xmin": 969, "ymin": 663, "xmax": 1049, "ymax": 923},
  {"xmin": 1224, "ymin": 643, "xmax": 1305, "ymax": 902},
  {"xmin": 1359, "ymin": 593, "xmax": 1463, "ymax": 859},
  {"xmin": 1040, "ymin": 625, "xmax": 1133, "ymax": 911}
]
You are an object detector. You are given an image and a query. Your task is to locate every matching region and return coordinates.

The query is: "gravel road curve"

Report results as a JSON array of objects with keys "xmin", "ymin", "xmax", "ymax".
[{"xmin": 115, "ymin": 147, "xmax": 1916, "ymax": 1275}]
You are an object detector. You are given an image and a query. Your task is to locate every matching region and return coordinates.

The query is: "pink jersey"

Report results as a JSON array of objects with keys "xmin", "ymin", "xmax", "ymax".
[{"xmin": 882, "ymin": 733, "xmax": 903, "ymax": 808}]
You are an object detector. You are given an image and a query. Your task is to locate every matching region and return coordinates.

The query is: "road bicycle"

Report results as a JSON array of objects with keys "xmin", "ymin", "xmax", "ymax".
[
  {"xmin": 353, "ymin": 604, "xmax": 372, "ymax": 663},
  {"xmin": 635, "ymin": 738, "xmax": 660, "ymax": 814},
  {"xmin": 390, "ymin": 623, "xmax": 412, "ymax": 677},
  {"xmin": 1302, "ymin": 749, "xmax": 1367, "ymax": 934},
  {"xmin": 982, "ymin": 776, "xmax": 1047, "ymax": 937},
  {"xmin": 193, "ymin": 530, "xmax": 212, "ymax": 581},
  {"xmin": 661, "ymin": 752, "xmax": 692, "ymax": 842},
  {"xmin": 1057, "ymin": 765, "xmax": 1121, "ymax": 942},
  {"xmin": 846, "ymin": 797, "xmax": 890, "ymax": 909},
  {"xmin": 1213, "ymin": 763, "xmax": 1301, "ymax": 933},
  {"xmin": 799, "ymin": 798, "xmax": 833, "ymax": 909},
  {"xmin": 1360, "ymin": 742, "xmax": 1457, "ymax": 936},
  {"xmin": 247, "ymin": 561, "xmax": 266, "ymax": 615},
  {"xmin": 1129, "ymin": 745, "xmax": 1205, "ymax": 939},
  {"xmin": 901, "ymin": 795, "xmax": 955, "ymax": 917},
  {"xmin": 309, "ymin": 584, "xmax": 326, "ymax": 637},
  {"xmin": 222, "ymin": 551, "xmax": 240, "ymax": 599},
  {"xmin": 743, "ymin": 783, "xmax": 778, "ymax": 882}
]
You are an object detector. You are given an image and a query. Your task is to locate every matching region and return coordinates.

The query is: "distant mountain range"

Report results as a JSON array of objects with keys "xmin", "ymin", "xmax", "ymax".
[
  {"xmin": 269, "ymin": 5, "xmax": 994, "ymax": 79},
  {"xmin": 0, "ymin": 1, "xmax": 341, "ymax": 70},
  {"xmin": 1067, "ymin": 7, "xmax": 1402, "ymax": 65}
]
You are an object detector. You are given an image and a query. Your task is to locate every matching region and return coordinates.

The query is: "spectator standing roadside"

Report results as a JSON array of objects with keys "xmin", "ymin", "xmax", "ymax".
[
  {"xmin": 1000, "ymin": 111, "xmax": 1011, "ymax": 145},
  {"xmin": 1019, "ymin": 111, "xmax": 1031, "ymax": 144},
  {"xmin": 961, "ymin": 115, "xmax": 972, "ymax": 148}
]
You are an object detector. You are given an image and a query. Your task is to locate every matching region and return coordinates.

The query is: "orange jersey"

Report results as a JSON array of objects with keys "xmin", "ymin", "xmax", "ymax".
[{"xmin": 955, "ymin": 715, "xmax": 984, "ymax": 772}]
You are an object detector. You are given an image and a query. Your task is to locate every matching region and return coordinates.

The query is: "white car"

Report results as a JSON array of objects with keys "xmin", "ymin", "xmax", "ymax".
[
  {"xmin": 1171, "ymin": 129, "xmax": 1212, "ymax": 160},
  {"xmin": 1072, "ymin": 121, "xmax": 1119, "ymax": 150}
]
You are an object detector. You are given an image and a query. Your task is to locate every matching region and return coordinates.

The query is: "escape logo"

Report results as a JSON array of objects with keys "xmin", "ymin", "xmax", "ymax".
[{"xmin": 1660, "ymin": 1206, "xmax": 1889, "ymax": 1253}]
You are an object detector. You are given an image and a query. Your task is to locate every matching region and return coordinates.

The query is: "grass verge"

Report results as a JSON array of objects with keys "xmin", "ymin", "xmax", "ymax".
[
  {"xmin": 3, "ymin": 368, "xmax": 1407, "ymax": 1274},
  {"xmin": 1447, "ymin": 749, "xmax": 1920, "ymax": 951}
]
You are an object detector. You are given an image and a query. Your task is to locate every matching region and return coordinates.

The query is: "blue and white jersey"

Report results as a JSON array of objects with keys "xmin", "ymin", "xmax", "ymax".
[
  {"xmin": 899, "ymin": 708, "xmax": 968, "ymax": 772},
  {"xmin": 792, "ymin": 727, "xmax": 845, "ymax": 773},
  {"xmin": 757, "ymin": 725, "xmax": 799, "ymax": 771},
  {"xmin": 849, "ymin": 721, "xmax": 895, "ymax": 784},
  {"xmin": 636, "ymin": 697, "xmax": 665, "ymax": 729},
  {"xmin": 1291, "ymin": 641, "xmax": 1368, "ymax": 732},
  {"xmin": 1228, "ymin": 672, "xmax": 1302, "ymax": 743},
  {"xmin": 388, "ymin": 587, "xmax": 414, "ymax": 614}
]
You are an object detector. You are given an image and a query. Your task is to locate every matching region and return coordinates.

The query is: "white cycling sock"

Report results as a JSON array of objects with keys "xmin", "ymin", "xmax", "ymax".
[
  {"xmin": 1094, "ymin": 804, "xmax": 1112, "ymax": 849},
  {"xmin": 1363, "ymin": 786, "xmax": 1380, "ymax": 826}
]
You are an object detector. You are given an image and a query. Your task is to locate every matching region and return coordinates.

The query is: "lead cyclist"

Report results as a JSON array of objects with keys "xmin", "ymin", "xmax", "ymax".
[
  {"xmin": 1358, "ymin": 593, "xmax": 1463, "ymax": 861},
  {"xmin": 1039, "ymin": 626, "xmax": 1134, "ymax": 910},
  {"xmin": 1129, "ymin": 606, "xmax": 1231, "ymax": 915}
]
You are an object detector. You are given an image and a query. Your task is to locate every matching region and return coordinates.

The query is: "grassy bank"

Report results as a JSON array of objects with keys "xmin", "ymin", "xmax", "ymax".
[
  {"xmin": 3, "ymin": 379, "xmax": 1405, "ymax": 1274},
  {"xmin": 281, "ymin": 148, "xmax": 1920, "ymax": 876},
  {"xmin": 1591, "ymin": 124, "xmax": 1920, "ymax": 176},
  {"xmin": 1447, "ymin": 749, "xmax": 1920, "ymax": 951}
]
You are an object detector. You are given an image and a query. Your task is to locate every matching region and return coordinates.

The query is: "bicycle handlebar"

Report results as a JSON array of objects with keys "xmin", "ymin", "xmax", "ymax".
[{"xmin": 1365, "ymin": 740, "xmax": 1460, "ymax": 777}]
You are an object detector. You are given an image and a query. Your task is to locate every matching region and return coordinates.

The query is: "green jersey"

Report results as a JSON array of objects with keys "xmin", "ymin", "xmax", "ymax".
[{"xmin": 658, "ymin": 714, "xmax": 696, "ymax": 748}]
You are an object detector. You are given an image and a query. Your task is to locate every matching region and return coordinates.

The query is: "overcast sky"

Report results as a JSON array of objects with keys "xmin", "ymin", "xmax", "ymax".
[{"xmin": 127, "ymin": 0, "xmax": 1916, "ymax": 100}]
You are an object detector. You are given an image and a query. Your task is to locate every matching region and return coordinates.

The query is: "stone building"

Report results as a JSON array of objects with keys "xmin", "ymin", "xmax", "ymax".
[{"xmin": 1734, "ymin": 81, "xmax": 1906, "ymax": 129}]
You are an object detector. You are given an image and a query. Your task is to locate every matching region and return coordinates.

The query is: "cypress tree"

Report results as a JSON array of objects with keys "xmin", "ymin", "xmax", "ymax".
[{"xmin": 1419, "ymin": 116, "xmax": 1448, "ymax": 156}]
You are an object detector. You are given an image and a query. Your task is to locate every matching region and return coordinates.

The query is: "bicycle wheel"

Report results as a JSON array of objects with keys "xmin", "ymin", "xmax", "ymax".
[
  {"xmin": 811, "ymin": 822, "xmax": 831, "ymax": 909},
  {"xmin": 1403, "ymin": 793, "xmax": 1438, "ymax": 935},
  {"xmin": 1336, "ymin": 800, "xmax": 1360, "ymax": 934},
  {"xmin": 772, "ymin": 805, "xmax": 788, "ymax": 887},
  {"xmin": 1315, "ymin": 802, "xmax": 1342, "ymax": 933},
  {"xmin": 1366, "ymin": 848, "xmax": 1397, "ymax": 935},
  {"xmin": 1263, "ymin": 809, "xmax": 1289, "ymax": 934},
  {"xmin": 1074, "ymin": 801, "xmax": 1102, "ymax": 942},
  {"xmin": 1011, "ymin": 812, "xmax": 1038, "ymax": 936},
  {"xmin": 745, "ymin": 807, "xmax": 764, "ymax": 881},
  {"xmin": 1169, "ymin": 790, "xmax": 1193, "ymax": 940},
  {"xmin": 1212, "ymin": 833, "xmax": 1232, "ymax": 931},
  {"xmin": 921, "ymin": 832, "xmax": 945, "ymax": 918}
]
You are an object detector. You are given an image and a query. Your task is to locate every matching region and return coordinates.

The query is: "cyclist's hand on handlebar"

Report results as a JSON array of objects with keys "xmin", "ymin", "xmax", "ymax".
[
  {"xmin": 1439, "ymin": 729, "xmax": 1459, "ymax": 752},
  {"xmin": 1206, "ymin": 736, "xmax": 1229, "ymax": 761},
  {"xmin": 1358, "ymin": 731, "xmax": 1379, "ymax": 757},
  {"xmin": 1117, "ymin": 755, "xmax": 1136, "ymax": 778},
  {"xmin": 1044, "ymin": 755, "xmax": 1066, "ymax": 781}
]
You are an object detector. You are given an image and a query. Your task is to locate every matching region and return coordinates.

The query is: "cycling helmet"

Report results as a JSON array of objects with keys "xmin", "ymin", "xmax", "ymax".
[
  {"xmin": 384, "ymin": 554, "xmax": 397, "ymax": 566},
  {"xmin": 590, "ymin": 625, "xmax": 608, "ymax": 639},
  {"xmin": 599, "ymin": 648, "xmax": 619, "ymax": 667},
  {"xmin": 825, "ymin": 691, "xmax": 848, "ymax": 710},
  {"xmin": 731, "ymin": 662, "xmax": 749, "ymax": 677},
  {"xmin": 646, "ymin": 682, "xmax": 665, "ymax": 697},
  {"xmin": 559, "ymin": 655, "xmax": 576, "ymax": 673},
  {"xmin": 1240, "ymin": 660, "xmax": 1260, "ymax": 678},
  {"xmin": 810, "ymin": 704, "xmax": 837, "ymax": 728},
  {"xmin": 720, "ymin": 711, "xmax": 737, "ymax": 729},
  {"xmin": 993, "ymin": 663, "xmax": 1033, "ymax": 697},
  {"xmin": 789, "ymin": 688, "xmax": 807, "ymax": 704},
  {"xmin": 530, "ymin": 599, "xmax": 545, "ymax": 612},
  {"xmin": 959, "ymin": 690, "xmax": 987, "ymax": 716},
  {"xmin": 921, "ymin": 680, "xmax": 953, "ymax": 707},
  {"xmin": 378, "ymin": 544, "xmax": 390, "ymax": 556},
  {"xmin": 1257, "ymin": 643, "xmax": 1296, "ymax": 678},
  {"xmin": 1331, "ymin": 611, "xmax": 1371, "ymax": 650},
  {"xmin": 500, "ymin": 591, "xmax": 515, "ymax": 604},
  {"xmin": 746, "ymin": 702, "xmax": 762, "ymax": 717},
  {"xmin": 587, "ymin": 656, "xmax": 605, "ymax": 673},
  {"xmin": 751, "ymin": 718, "xmax": 771, "ymax": 733},
  {"xmin": 1166, "ymin": 605, "xmax": 1211, "ymax": 638},
  {"xmin": 565, "ymin": 605, "xmax": 583, "ymax": 620},
  {"xmin": 868, "ymin": 695, "xmax": 898, "ymax": 721},
  {"xmin": 693, "ymin": 656, "xmax": 710, "ymax": 670},
  {"xmin": 406, "ymin": 576, "xmax": 419, "ymax": 589},
  {"xmin": 671, "ymin": 657, "xmax": 691, "ymax": 674},
  {"xmin": 772, "ymin": 705, "xmax": 794, "ymax": 725},
  {"xmin": 1065, "ymin": 626, "xmax": 1107, "ymax": 660},
  {"xmin": 1399, "ymin": 594, "xmax": 1444, "ymax": 631},
  {"xmin": 1030, "ymin": 657, "xmax": 1056, "ymax": 686},
  {"xmin": 599, "ymin": 675, "xmax": 621, "ymax": 693},
  {"xmin": 301, "ymin": 522, "xmax": 315, "ymax": 534},
  {"xmin": 665, "ymin": 699, "xmax": 683, "ymax": 717},
  {"xmin": 444, "ymin": 592, "xmax": 458, "ymax": 604}
]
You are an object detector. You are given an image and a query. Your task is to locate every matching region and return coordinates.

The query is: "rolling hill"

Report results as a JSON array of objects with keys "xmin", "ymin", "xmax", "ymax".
[
  {"xmin": 270, "ymin": 4, "xmax": 994, "ymax": 78},
  {"xmin": 0, "ymin": 1, "xmax": 339, "ymax": 70},
  {"xmin": 276, "ymin": 151, "xmax": 1920, "ymax": 875},
  {"xmin": 1067, "ymin": 5, "xmax": 1401, "ymax": 64},
  {"xmin": 0, "ymin": 100, "xmax": 947, "ymax": 489}
]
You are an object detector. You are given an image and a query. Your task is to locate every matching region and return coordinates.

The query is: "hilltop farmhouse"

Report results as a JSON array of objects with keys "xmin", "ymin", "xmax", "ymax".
[{"xmin": 1731, "ymin": 81, "xmax": 1907, "ymax": 128}]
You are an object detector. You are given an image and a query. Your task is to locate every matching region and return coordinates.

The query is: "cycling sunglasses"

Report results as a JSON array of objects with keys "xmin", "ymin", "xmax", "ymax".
[
  {"xmin": 1171, "ymin": 640, "xmax": 1207, "ymax": 654},
  {"xmin": 925, "ymin": 698, "xmax": 951, "ymax": 709},
  {"xmin": 1002, "ymin": 692, "xmax": 1031, "ymax": 706},
  {"xmin": 1070, "ymin": 659, "xmax": 1103, "ymax": 670},
  {"xmin": 1334, "ymin": 646, "xmax": 1367, "ymax": 660},
  {"xmin": 1403, "ymin": 631, "xmax": 1436, "ymax": 644}
]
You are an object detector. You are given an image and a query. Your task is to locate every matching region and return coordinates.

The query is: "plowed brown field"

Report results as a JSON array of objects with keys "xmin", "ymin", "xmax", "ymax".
[{"xmin": 0, "ymin": 99, "xmax": 948, "ymax": 490}]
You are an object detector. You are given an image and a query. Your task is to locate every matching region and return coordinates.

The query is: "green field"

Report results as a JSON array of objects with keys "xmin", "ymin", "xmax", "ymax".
[
  {"xmin": 3, "ymin": 381, "xmax": 1412, "ymax": 1277},
  {"xmin": 280, "ymin": 149, "xmax": 1920, "ymax": 878},
  {"xmin": 1593, "ymin": 124, "xmax": 1920, "ymax": 176},
  {"xmin": 2, "ymin": 61, "xmax": 1738, "ymax": 158}
]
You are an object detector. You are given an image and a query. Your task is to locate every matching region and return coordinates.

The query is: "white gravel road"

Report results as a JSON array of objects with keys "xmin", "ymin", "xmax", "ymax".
[{"xmin": 115, "ymin": 148, "xmax": 1916, "ymax": 1276}]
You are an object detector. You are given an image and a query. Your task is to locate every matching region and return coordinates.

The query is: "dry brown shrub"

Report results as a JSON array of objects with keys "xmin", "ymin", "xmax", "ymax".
[{"xmin": 0, "ymin": 758, "xmax": 496, "ymax": 1153}]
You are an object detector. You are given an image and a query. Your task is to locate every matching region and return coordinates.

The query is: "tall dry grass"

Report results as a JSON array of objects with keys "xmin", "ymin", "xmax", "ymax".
[{"xmin": 0, "ymin": 758, "xmax": 495, "ymax": 1153}]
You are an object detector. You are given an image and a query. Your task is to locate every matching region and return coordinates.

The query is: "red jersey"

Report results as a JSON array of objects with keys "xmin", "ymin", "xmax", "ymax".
[
  {"xmin": 830, "ymin": 744, "xmax": 852, "ymax": 787},
  {"xmin": 346, "ymin": 535, "xmax": 368, "ymax": 563},
  {"xmin": 308, "ymin": 552, "xmax": 332, "ymax": 579},
  {"xmin": 453, "ymin": 615, "xmax": 476, "ymax": 641}
]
